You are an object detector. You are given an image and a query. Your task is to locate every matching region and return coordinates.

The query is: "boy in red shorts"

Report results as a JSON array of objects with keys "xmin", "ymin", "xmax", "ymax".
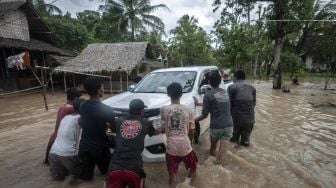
[{"xmin": 160, "ymin": 82, "xmax": 198, "ymax": 188}]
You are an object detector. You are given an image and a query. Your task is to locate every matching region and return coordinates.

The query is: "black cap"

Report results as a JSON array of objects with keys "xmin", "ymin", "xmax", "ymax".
[{"xmin": 129, "ymin": 99, "xmax": 147, "ymax": 115}]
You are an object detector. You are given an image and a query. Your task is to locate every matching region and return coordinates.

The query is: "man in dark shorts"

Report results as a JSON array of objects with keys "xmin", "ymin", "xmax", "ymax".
[
  {"xmin": 161, "ymin": 83, "xmax": 198, "ymax": 188},
  {"xmin": 228, "ymin": 70, "xmax": 256, "ymax": 147},
  {"xmin": 194, "ymin": 72, "xmax": 233, "ymax": 166},
  {"xmin": 106, "ymin": 99, "xmax": 156, "ymax": 188},
  {"xmin": 78, "ymin": 77, "xmax": 115, "ymax": 180},
  {"xmin": 45, "ymin": 88, "xmax": 81, "ymax": 164}
]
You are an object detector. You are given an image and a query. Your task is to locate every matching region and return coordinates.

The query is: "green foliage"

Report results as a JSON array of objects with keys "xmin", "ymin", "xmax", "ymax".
[
  {"xmin": 169, "ymin": 15, "xmax": 215, "ymax": 66},
  {"xmin": 44, "ymin": 16, "xmax": 90, "ymax": 53},
  {"xmin": 281, "ymin": 51, "xmax": 303, "ymax": 74},
  {"xmin": 93, "ymin": 7, "xmax": 130, "ymax": 42}
]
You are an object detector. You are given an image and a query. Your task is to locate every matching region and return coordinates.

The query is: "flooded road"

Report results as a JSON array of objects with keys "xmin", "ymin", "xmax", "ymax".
[{"xmin": 0, "ymin": 80, "xmax": 335, "ymax": 188}]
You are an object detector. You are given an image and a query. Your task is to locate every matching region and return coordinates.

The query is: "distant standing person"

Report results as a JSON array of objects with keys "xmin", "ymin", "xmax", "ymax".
[
  {"xmin": 194, "ymin": 72, "xmax": 233, "ymax": 166},
  {"xmin": 106, "ymin": 99, "xmax": 156, "ymax": 188},
  {"xmin": 48, "ymin": 98, "xmax": 85, "ymax": 181},
  {"xmin": 44, "ymin": 88, "xmax": 81, "ymax": 164},
  {"xmin": 292, "ymin": 76, "xmax": 299, "ymax": 85},
  {"xmin": 161, "ymin": 83, "xmax": 198, "ymax": 188},
  {"xmin": 78, "ymin": 77, "xmax": 115, "ymax": 180},
  {"xmin": 228, "ymin": 70, "xmax": 256, "ymax": 147}
]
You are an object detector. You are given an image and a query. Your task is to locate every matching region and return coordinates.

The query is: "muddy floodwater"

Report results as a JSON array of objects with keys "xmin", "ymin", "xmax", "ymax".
[{"xmin": 0, "ymin": 80, "xmax": 335, "ymax": 188}]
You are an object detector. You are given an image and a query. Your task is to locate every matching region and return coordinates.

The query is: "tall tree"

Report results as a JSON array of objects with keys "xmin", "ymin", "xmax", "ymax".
[
  {"xmin": 44, "ymin": 15, "xmax": 91, "ymax": 53},
  {"xmin": 169, "ymin": 15, "xmax": 214, "ymax": 66},
  {"xmin": 77, "ymin": 10, "xmax": 101, "ymax": 33},
  {"xmin": 296, "ymin": 0, "xmax": 336, "ymax": 54},
  {"xmin": 98, "ymin": 0, "xmax": 169, "ymax": 41},
  {"xmin": 213, "ymin": 0, "xmax": 317, "ymax": 89},
  {"xmin": 307, "ymin": 23, "xmax": 336, "ymax": 89}
]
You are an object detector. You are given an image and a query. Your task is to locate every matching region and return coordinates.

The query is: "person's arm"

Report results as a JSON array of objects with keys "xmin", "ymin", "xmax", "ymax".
[
  {"xmin": 104, "ymin": 105, "xmax": 116, "ymax": 132},
  {"xmin": 252, "ymin": 86, "xmax": 256, "ymax": 107},
  {"xmin": 145, "ymin": 120, "xmax": 156, "ymax": 137},
  {"xmin": 75, "ymin": 116, "xmax": 82, "ymax": 149},
  {"xmin": 228, "ymin": 85, "xmax": 235, "ymax": 111},
  {"xmin": 159, "ymin": 108, "xmax": 166, "ymax": 134},
  {"xmin": 194, "ymin": 95, "xmax": 210, "ymax": 122},
  {"xmin": 193, "ymin": 96, "xmax": 203, "ymax": 106},
  {"xmin": 188, "ymin": 110, "xmax": 195, "ymax": 142}
]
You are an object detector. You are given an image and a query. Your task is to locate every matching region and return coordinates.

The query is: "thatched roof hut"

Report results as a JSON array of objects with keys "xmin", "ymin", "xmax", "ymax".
[
  {"xmin": 58, "ymin": 42, "xmax": 162, "ymax": 74},
  {"xmin": 0, "ymin": 0, "xmax": 70, "ymax": 56}
]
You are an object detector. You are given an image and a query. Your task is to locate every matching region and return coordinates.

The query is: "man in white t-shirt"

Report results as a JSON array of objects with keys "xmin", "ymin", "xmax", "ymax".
[{"xmin": 49, "ymin": 98, "xmax": 85, "ymax": 181}]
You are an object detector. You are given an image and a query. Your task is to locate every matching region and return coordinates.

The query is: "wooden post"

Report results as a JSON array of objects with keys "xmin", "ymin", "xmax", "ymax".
[
  {"xmin": 126, "ymin": 70, "xmax": 129, "ymax": 88},
  {"xmin": 50, "ymin": 71, "xmax": 54, "ymax": 95},
  {"xmin": 119, "ymin": 71, "xmax": 122, "ymax": 92},
  {"xmin": 63, "ymin": 72, "xmax": 67, "ymax": 92},
  {"xmin": 31, "ymin": 69, "xmax": 48, "ymax": 110},
  {"xmin": 40, "ymin": 65, "xmax": 45, "ymax": 88},
  {"xmin": 109, "ymin": 76, "xmax": 113, "ymax": 95},
  {"xmin": 42, "ymin": 53, "xmax": 47, "ymax": 87}
]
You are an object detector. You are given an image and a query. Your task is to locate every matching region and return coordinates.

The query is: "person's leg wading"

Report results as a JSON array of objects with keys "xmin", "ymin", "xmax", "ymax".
[
  {"xmin": 49, "ymin": 153, "xmax": 69, "ymax": 181},
  {"xmin": 241, "ymin": 121, "xmax": 254, "ymax": 146},
  {"xmin": 78, "ymin": 151, "xmax": 96, "ymax": 180},
  {"xmin": 210, "ymin": 134, "xmax": 219, "ymax": 157},
  {"xmin": 182, "ymin": 151, "xmax": 198, "ymax": 181},
  {"xmin": 60, "ymin": 155, "xmax": 82, "ymax": 178},
  {"xmin": 230, "ymin": 119, "xmax": 242, "ymax": 144},
  {"xmin": 166, "ymin": 153, "xmax": 182, "ymax": 188},
  {"xmin": 217, "ymin": 127, "xmax": 232, "ymax": 166},
  {"xmin": 93, "ymin": 147, "xmax": 111, "ymax": 175},
  {"xmin": 194, "ymin": 121, "xmax": 201, "ymax": 144}
]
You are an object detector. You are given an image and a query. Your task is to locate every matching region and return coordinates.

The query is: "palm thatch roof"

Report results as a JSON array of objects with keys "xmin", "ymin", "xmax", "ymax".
[
  {"xmin": 58, "ymin": 42, "xmax": 157, "ymax": 73},
  {"xmin": 0, "ymin": 0, "xmax": 71, "ymax": 56},
  {"xmin": 0, "ymin": 0, "xmax": 25, "ymax": 15},
  {"xmin": 0, "ymin": 0, "xmax": 52, "ymax": 43},
  {"xmin": 0, "ymin": 37, "xmax": 72, "ymax": 56}
]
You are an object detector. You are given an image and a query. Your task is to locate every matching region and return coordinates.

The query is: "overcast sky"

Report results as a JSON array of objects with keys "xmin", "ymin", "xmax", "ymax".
[{"xmin": 45, "ymin": 0, "xmax": 222, "ymax": 34}]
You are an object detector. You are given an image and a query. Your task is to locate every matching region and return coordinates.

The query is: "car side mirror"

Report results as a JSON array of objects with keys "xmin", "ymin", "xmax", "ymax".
[
  {"xmin": 199, "ymin": 84, "xmax": 211, "ymax": 94},
  {"xmin": 128, "ymin": 85, "xmax": 135, "ymax": 92}
]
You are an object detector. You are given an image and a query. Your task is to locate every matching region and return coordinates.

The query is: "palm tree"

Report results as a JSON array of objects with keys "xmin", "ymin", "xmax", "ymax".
[
  {"xmin": 296, "ymin": 0, "xmax": 336, "ymax": 54},
  {"xmin": 99, "ymin": 0, "xmax": 169, "ymax": 41},
  {"xmin": 30, "ymin": 0, "xmax": 62, "ymax": 16}
]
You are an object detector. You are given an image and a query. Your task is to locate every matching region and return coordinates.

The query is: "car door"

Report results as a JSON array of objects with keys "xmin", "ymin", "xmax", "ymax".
[{"xmin": 193, "ymin": 69, "xmax": 218, "ymax": 134}]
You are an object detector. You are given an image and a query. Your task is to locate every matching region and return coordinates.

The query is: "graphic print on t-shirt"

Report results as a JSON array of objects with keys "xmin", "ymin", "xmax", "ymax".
[
  {"xmin": 167, "ymin": 108, "xmax": 185, "ymax": 130},
  {"xmin": 120, "ymin": 120, "xmax": 142, "ymax": 139},
  {"xmin": 214, "ymin": 90, "xmax": 228, "ymax": 103}
]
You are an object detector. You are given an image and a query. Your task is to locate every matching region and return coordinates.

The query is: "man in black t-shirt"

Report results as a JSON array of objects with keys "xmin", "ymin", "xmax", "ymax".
[
  {"xmin": 106, "ymin": 99, "xmax": 155, "ymax": 188},
  {"xmin": 78, "ymin": 77, "xmax": 115, "ymax": 180}
]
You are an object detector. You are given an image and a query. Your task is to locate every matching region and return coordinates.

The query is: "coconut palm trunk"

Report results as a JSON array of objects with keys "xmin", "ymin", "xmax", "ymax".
[{"xmin": 272, "ymin": 0, "xmax": 287, "ymax": 89}]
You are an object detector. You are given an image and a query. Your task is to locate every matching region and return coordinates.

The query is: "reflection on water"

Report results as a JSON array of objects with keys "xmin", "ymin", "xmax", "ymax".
[{"xmin": 0, "ymin": 80, "xmax": 335, "ymax": 188}]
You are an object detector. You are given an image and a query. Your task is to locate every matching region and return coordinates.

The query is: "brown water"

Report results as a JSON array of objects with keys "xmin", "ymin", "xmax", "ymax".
[{"xmin": 0, "ymin": 80, "xmax": 335, "ymax": 188}]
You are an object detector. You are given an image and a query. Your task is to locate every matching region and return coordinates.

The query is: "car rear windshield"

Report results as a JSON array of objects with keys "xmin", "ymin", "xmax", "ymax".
[{"xmin": 134, "ymin": 71, "xmax": 197, "ymax": 93}]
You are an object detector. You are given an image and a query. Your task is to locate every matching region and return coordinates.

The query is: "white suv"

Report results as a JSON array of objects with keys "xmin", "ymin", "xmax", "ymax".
[{"xmin": 103, "ymin": 66, "xmax": 231, "ymax": 162}]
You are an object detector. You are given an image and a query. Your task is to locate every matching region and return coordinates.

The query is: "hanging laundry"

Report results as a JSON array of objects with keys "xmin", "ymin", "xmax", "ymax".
[
  {"xmin": 7, "ymin": 53, "xmax": 25, "ymax": 70},
  {"xmin": 22, "ymin": 51, "xmax": 31, "ymax": 69}
]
